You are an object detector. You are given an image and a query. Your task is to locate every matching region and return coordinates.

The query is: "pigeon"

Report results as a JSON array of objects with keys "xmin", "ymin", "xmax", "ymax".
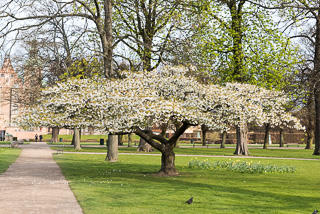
[
  {"xmin": 185, "ymin": 197, "xmax": 193, "ymax": 204},
  {"xmin": 312, "ymin": 210, "xmax": 318, "ymax": 214}
]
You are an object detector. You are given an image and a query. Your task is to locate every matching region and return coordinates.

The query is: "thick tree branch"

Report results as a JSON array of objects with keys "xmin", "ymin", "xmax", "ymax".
[
  {"xmin": 133, "ymin": 126, "xmax": 165, "ymax": 151},
  {"xmin": 168, "ymin": 121, "xmax": 191, "ymax": 145}
]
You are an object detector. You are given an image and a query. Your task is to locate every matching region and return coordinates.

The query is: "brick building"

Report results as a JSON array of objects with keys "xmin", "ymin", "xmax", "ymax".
[{"xmin": 0, "ymin": 57, "xmax": 49, "ymax": 140}]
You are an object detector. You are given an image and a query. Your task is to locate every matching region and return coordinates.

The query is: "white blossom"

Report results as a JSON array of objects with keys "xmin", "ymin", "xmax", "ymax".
[{"xmin": 15, "ymin": 66, "xmax": 304, "ymax": 133}]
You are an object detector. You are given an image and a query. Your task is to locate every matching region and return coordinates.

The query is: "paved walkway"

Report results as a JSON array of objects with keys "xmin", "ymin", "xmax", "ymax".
[{"xmin": 0, "ymin": 142, "xmax": 83, "ymax": 214}]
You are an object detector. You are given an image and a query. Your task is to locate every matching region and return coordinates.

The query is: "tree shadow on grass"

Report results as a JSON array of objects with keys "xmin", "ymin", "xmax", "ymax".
[{"xmin": 55, "ymin": 154, "xmax": 319, "ymax": 213}]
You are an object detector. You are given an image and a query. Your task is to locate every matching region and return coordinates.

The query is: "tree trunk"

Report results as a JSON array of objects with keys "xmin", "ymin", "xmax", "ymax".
[
  {"xmin": 142, "ymin": 22, "xmax": 153, "ymax": 71},
  {"xmin": 71, "ymin": 128, "xmax": 81, "ymax": 145},
  {"xmin": 159, "ymin": 123, "xmax": 168, "ymax": 137},
  {"xmin": 51, "ymin": 127, "xmax": 59, "ymax": 143},
  {"xmin": 314, "ymin": 86, "xmax": 320, "ymax": 155},
  {"xmin": 306, "ymin": 94, "xmax": 315, "ymax": 149},
  {"xmin": 128, "ymin": 133, "xmax": 132, "ymax": 147},
  {"xmin": 133, "ymin": 123, "xmax": 190, "ymax": 176},
  {"xmin": 137, "ymin": 127, "xmax": 153, "ymax": 152},
  {"xmin": 101, "ymin": 0, "xmax": 117, "ymax": 161},
  {"xmin": 279, "ymin": 128, "xmax": 285, "ymax": 147},
  {"xmin": 306, "ymin": 131, "xmax": 314, "ymax": 150},
  {"xmin": 230, "ymin": 1, "xmax": 245, "ymax": 82},
  {"xmin": 221, "ymin": 131, "xmax": 227, "ymax": 148},
  {"xmin": 158, "ymin": 149, "xmax": 179, "ymax": 176},
  {"xmin": 263, "ymin": 123, "xmax": 271, "ymax": 149},
  {"xmin": 71, "ymin": 131, "xmax": 74, "ymax": 145},
  {"xmin": 106, "ymin": 134, "xmax": 118, "ymax": 162},
  {"xmin": 88, "ymin": 126, "xmax": 94, "ymax": 135},
  {"xmin": 173, "ymin": 122, "xmax": 181, "ymax": 148},
  {"xmin": 103, "ymin": 0, "xmax": 114, "ymax": 78},
  {"xmin": 313, "ymin": 13, "xmax": 320, "ymax": 155},
  {"xmin": 234, "ymin": 124, "xmax": 249, "ymax": 155},
  {"xmin": 137, "ymin": 137, "xmax": 154, "ymax": 152},
  {"xmin": 201, "ymin": 124, "xmax": 208, "ymax": 146},
  {"xmin": 118, "ymin": 135, "xmax": 123, "ymax": 146},
  {"xmin": 73, "ymin": 127, "xmax": 81, "ymax": 150}
]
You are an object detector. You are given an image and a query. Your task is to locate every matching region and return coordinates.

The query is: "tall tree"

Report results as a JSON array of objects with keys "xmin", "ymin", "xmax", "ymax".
[
  {"xmin": 114, "ymin": 0, "xmax": 197, "ymax": 151},
  {"xmin": 3, "ymin": 0, "xmax": 119, "ymax": 160},
  {"xmin": 174, "ymin": 0, "xmax": 301, "ymax": 155},
  {"xmin": 251, "ymin": 0, "xmax": 320, "ymax": 154},
  {"xmin": 113, "ymin": 0, "xmax": 190, "ymax": 71}
]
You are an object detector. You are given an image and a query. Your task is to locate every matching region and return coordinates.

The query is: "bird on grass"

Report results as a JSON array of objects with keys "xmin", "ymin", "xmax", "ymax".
[
  {"xmin": 312, "ymin": 210, "xmax": 318, "ymax": 214},
  {"xmin": 185, "ymin": 197, "xmax": 193, "ymax": 204}
]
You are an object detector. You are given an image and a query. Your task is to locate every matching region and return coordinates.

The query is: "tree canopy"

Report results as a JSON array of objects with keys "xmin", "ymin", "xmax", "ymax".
[{"xmin": 16, "ymin": 66, "xmax": 303, "ymax": 175}]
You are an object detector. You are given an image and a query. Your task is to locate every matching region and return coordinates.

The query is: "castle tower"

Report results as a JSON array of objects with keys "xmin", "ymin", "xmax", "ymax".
[{"xmin": 0, "ymin": 57, "xmax": 21, "ymax": 130}]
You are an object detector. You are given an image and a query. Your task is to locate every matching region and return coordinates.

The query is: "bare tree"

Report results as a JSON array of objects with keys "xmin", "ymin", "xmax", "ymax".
[{"xmin": 113, "ymin": 0, "xmax": 198, "ymax": 71}]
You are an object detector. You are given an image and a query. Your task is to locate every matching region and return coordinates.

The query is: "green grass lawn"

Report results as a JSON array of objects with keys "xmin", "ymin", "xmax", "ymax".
[
  {"xmin": 0, "ymin": 148, "xmax": 21, "ymax": 173},
  {"xmin": 50, "ymin": 146, "xmax": 320, "ymax": 159},
  {"xmin": 54, "ymin": 153, "xmax": 320, "ymax": 214},
  {"xmin": 0, "ymin": 141, "xmax": 30, "ymax": 145},
  {"xmin": 0, "ymin": 141, "xmax": 13, "ymax": 145}
]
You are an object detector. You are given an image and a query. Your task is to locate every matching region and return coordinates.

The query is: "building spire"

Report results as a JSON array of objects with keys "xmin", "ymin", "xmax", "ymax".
[{"xmin": 1, "ymin": 56, "xmax": 14, "ymax": 73}]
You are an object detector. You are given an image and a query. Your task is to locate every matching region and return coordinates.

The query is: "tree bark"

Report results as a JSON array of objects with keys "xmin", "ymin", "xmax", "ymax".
[
  {"xmin": 71, "ymin": 129, "xmax": 81, "ymax": 146},
  {"xmin": 306, "ymin": 93, "xmax": 315, "ymax": 149},
  {"xmin": 159, "ymin": 123, "xmax": 168, "ymax": 137},
  {"xmin": 279, "ymin": 128, "xmax": 285, "ymax": 147},
  {"xmin": 173, "ymin": 122, "xmax": 181, "ymax": 148},
  {"xmin": 229, "ymin": 1, "xmax": 245, "ymax": 82},
  {"xmin": 307, "ymin": 132, "xmax": 315, "ymax": 150},
  {"xmin": 133, "ymin": 123, "xmax": 191, "ymax": 176},
  {"xmin": 71, "ymin": 131, "xmax": 74, "ymax": 145},
  {"xmin": 221, "ymin": 131, "xmax": 227, "ymax": 148},
  {"xmin": 127, "ymin": 133, "xmax": 132, "ymax": 147},
  {"xmin": 137, "ymin": 137, "xmax": 154, "ymax": 152},
  {"xmin": 102, "ymin": 0, "xmax": 114, "ymax": 78},
  {"xmin": 71, "ymin": 132, "xmax": 75, "ymax": 145},
  {"xmin": 158, "ymin": 149, "xmax": 179, "ymax": 176},
  {"xmin": 73, "ymin": 127, "xmax": 81, "ymax": 150},
  {"xmin": 102, "ymin": 0, "xmax": 119, "ymax": 161},
  {"xmin": 137, "ymin": 127, "xmax": 153, "ymax": 152},
  {"xmin": 106, "ymin": 135, "xmax": 118, "ymax": 162},
  {"xmin": 201, "ymin": 124, "xmax": 208, "ymax": 146},
  {"xmin": 263, "ymin": 123, "xmax": 271, "ymax": 149},
  {"xmin": 234, "ymin": 124, "xmax": 249, "ymax": 155},
  {"xmin": 142, "ymin": 37, "xmax": 153, "ymax": 71},
  {"xmin": 313, "ymin": 14, "xmax": 320, "ymax": 155},
  {"xmin": 51, "ymin": 127, "xmax": 59, "ymax": 143},
  {"xmin": 88, "ymin": 126, "xmax": 94, "ymax": 135},
  {"xmin": 118, "ymin": 135, "xmax": 123, "ymax": 146},
  {"xmin": 314, "ymin": 86, "xmax": 320, "ymax": 155}
]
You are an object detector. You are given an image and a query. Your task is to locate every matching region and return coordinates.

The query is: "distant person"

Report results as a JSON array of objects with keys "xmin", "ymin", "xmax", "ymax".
[
  {"xmin": 39, "ymin": 135, "xmax": 43, "ymax": 142},
  {"xmin": 35, "ymin": 134, "xmax": 38, "ymax": 142}
]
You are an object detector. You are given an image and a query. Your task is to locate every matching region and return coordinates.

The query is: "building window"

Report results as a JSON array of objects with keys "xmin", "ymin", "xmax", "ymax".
[
  {"xmin": 1, "ymin": 74, "xmax": 3, "ymax": 77},
  {"xmin": 12, "ymin": 105, "xmax": 18, "ymax": 114}
]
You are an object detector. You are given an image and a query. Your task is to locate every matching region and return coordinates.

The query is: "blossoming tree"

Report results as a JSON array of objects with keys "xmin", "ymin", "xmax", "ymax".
[
  {"xmin": 221, "ymin": 83, "xmax": 304, "ymax": 154},
  {"xmin": 16, "ymin": 66, "xmax": 303, "ymax": 175}
]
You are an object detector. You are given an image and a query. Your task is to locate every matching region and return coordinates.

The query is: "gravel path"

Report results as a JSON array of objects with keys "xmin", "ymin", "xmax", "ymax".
[{"xmin": 0, "ymin": 142, "xmax": 83, "ymax": 214}]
